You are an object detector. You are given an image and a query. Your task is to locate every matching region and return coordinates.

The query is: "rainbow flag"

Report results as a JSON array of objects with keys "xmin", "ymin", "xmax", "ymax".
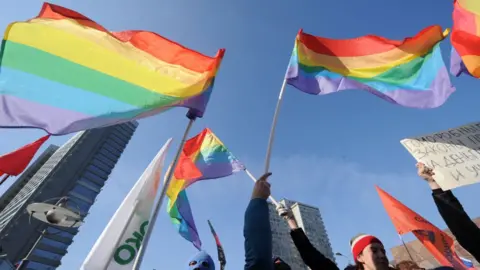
[
  {"xmin": 286, "ymin": 26, "xmax": 454, "ymax": 108},
  {"xmin": 167, "ymin": 128, "xmax": 245, "ymax": 206},
  {"xmin": 451, "ymin": 0, "xmax": 480, "ymax": 78},
  {"xmin": 167, "ymin": 189, "xmax": 202, "ymax": 250},
  {"xmin": 0, "ymin": 3, "xmax": 224, "ymax": 135}
]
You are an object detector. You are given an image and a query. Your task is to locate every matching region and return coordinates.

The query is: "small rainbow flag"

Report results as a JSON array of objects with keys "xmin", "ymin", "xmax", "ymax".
[
  {"xmin": 0, "ymin": 3, "xmax": 224, "ymax": 135},
  {"xmin": 286, "ymin": 26, "xmax": 454, "ymax": 109},
  {"xmin": 451, "ymin": 0, "xmax": 480, "ymax": 78},
  {"xmin": 167, "ymin": 128, "xmax": 244, "ymax": 206},
  {"xmin": 167, "ymin": 189, "xmax": 202, "ymax": 250}
]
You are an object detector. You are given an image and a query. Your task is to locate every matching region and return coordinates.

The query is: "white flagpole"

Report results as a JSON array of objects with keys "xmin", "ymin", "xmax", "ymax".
[
  {"xmin": 132, "ymin": 114, "xmax": 196, "ymax": 270},
  {"xmin": 264, "ymin": 78, "xmax": 287, "ymax": 174},
  {"xmin": 244, "ymin": 169, "xmax": 280, "ymax": 207}
]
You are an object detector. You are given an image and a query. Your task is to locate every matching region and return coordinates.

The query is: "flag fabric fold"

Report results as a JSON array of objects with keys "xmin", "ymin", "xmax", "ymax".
[
  {"xmin": 81, "ymin": 139, "xmax": 172, "ymax": 270},
  {"xmin": 208, "ymin": 220, "xmax": 227, "ymax": 270},
  {"xmin": 167, "ymin": 189, "xmax": 202, "ymax": 250},
  {"xmin": 166, "ymin": 128, "xmax": 245, "ymax": 206},
  {"xmin": 451, "ymin": 0, "xmax": 480, "ymax": 78},
  {"xmin": 0, "ymin": 3, "xmax": 225, "ymax": 135},
  {"xmin": 286, "ymin": 26, "xmax": 454, "ymax": 108},
  {"xmin": 0, "ymin": 135, "xmax": 50, "ymax": 176},
  {"xmin": 376, "ymin": 186, "xmax": 467, "ymax": 270}
]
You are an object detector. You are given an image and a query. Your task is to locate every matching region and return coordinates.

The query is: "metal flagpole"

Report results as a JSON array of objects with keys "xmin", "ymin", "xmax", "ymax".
[
  {"xmin": 132, "ymin": 112, "xmax": 197, "ymax": 270},
  {"xmin": 244, "ymin": 169, "xmax": 280, "ymax": 207},
  {"xmin": 398, "ymin": 234, "xmax": 415, "ymax": 262},
  {"xmin": 264, "ymin": 78, "xmax": 287, "ymax": 174},
  {"xmin": 0, "ymin": 174, "xmax": 10, "ymax": 186}
]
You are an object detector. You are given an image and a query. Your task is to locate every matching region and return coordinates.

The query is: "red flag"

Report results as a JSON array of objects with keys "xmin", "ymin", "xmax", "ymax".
[
  {"xmin": 0, "ymin": 135, "xmax": 50, "ymax": 176},
  {"xmin": 376, "ymin": 186, "xmax": 467, "ymax": 270}
]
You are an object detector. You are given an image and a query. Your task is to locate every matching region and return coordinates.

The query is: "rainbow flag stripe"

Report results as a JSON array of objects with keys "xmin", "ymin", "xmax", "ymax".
[
  {"xmin": 451, "ymin": 0, "xmax": 480, "ymax": 78},
  {"xmin": 0, "ymin": 3, "xmax": 224, "ymax": 135},
  {"xmin": 167, "ymin": 128, "xmax": 244, "ymax": 205},
  {"xmin": 286, "ymin": 26, "xmax": 454, "ymax": 108},
  {"xmin": 167, "ymin": 189, "xmax": 201, "ymax": 250}
]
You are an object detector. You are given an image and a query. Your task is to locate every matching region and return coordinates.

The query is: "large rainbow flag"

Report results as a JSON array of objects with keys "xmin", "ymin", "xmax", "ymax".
[
  {"xmin": 451, "ymin": 0, "xmax": 480, "ymax": 78},
  {"xmin": 286, "ymin": 26, "xmax": 454, "ymax": 108},
  {"xmin": 0, "ymin": 3, "xmax": 224, "ymax": 135}
]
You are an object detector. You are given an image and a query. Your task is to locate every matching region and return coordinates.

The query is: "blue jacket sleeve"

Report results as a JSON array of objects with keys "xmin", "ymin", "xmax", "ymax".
[{"xmin": 244, "ymin": 198, "xmax": 273, "ymax": 270}]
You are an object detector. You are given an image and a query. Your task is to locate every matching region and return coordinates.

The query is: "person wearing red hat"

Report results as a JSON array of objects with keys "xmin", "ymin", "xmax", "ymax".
[{"xmin": 350, "ymin": 234, "xmax": 390, "ymax": 270}]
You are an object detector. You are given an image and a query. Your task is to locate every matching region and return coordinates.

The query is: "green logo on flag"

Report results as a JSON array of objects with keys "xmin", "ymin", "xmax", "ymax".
[{"xmin": 114, "ymin": 220, "xmax": 149, "ymax": 265}]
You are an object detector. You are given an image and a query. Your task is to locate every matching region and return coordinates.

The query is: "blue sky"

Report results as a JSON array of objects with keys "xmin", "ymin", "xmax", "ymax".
[{"xmin": 1, "ymin": 0, "xmax": 480, "ymax": 269}]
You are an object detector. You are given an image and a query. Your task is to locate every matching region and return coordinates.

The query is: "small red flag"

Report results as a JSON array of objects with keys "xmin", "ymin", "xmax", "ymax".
[
  {"xmin": 376, "ymin": 186, "xmax": 467, "ymax": 270},
  {"xmin": 0, "ymin": 135, "xmax": 50, "ymax": 176}
]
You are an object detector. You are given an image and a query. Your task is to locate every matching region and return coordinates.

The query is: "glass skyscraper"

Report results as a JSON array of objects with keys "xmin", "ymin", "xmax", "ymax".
[
  {"xmin": 269, "ymin": 199, "xmax": 335, "ymax": 270},
  {"xmin": 0, "ymin": 121, "xmax": 138, "ymax": 269}
]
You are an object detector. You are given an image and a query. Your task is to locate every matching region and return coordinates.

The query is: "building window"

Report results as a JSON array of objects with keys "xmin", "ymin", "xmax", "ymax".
[
  {"xmin": 40, "ymin": 237, "xmax": 69, "ymax": 250},
  {"xmin": 78, "ymin": 178, "xmax": 102, "ymax": 192},
  {"xmin": 102, "ymin": 144, "xmax": 122, "ymax": 157},
  {"xmin": 86, "ymin": 164, "xmax": 110, "ymax": 179},
  {"xmin": 95, "ymin": 153, "xmax": 116, "ymax": 168},
  {"xmin": 99, "ymin": 145, "xmax": 120, "ymax": 162},
  {"xmin": 70, "ymin": 184, "xmax": 98, "ymax": 202},
  {"xmin": 46, "ymin": 226, "xmax": 75, "ymax": 239},
  {"xmin": 32, "ymin": 248, "xmax": 63, "ymax": 261},
  {"xmin": 25, "ymin": 261, "xmax": 56, "ymax": 270},
  {"xmin": 92, "ymin": 158, "xmax": 113, "ymax": 173},
  {"xmin": 66, "ymin": 195, "xmax": 91, "ymax": 214},
  {"xmin": 83, "ymin": 171, "xmax": 106, "ymax": 185}
]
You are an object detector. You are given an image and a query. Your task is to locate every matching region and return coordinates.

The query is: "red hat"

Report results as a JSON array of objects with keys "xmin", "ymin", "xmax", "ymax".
[{"xmin": 351, "ymin": 234, "xmax": 382, "ymax": 262}]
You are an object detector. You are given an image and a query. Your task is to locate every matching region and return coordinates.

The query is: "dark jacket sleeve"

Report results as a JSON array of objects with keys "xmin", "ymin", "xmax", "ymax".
[
  {"xmin": 432, "ymin": 188, "xmax": 480, "ymax": 262},
  {"xmin": 290, "ymin": 228, "xmax": 339, "ymax": 270},
  {"xmin": 244, "ymin": 198, "xmax": 273, "ymax": 270}
]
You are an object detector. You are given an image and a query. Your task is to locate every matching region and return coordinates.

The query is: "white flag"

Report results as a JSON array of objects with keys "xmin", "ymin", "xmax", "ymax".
[{"xmin": 81, "ymin": 138, "xmax": 172, "ymax": 270}]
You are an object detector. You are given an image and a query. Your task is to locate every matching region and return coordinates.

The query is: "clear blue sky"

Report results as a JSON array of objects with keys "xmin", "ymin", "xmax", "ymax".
[{"xmin": 1, "ymin": 0, "xmax": 480, "ymax": 269}]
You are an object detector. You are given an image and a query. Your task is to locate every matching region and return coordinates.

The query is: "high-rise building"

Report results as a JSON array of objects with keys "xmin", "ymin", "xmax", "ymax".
[
  {"xmin": 0, "ymin": 121, "xmax": 138, "ymax": 269},
  {"xmin": 0, "ymin": 145, "xmax": 59, "ymax": 214},
  {"xmin": 269, "ymin": 199, "xmax": 336, "ymax": 269},
  {"xmin": 390, "ymin": 217, "xmax": 480, "ymax": 269}
]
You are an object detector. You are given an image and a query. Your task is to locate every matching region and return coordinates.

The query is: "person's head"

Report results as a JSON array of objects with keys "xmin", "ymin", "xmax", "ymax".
[
  {"xmin": 187, "ymin": 250, "xmax": 215, "ymax": 270},
  {"xmin": 273, "ymin": 256, "xmax": 291, "ymax": 270},
  {"xmin": 350, "ymin": 234, "xmax": 389, "ymax": 270},
  {"xmin": 396, "ymin": 260, "xmax": 424, "ymax": 270}
]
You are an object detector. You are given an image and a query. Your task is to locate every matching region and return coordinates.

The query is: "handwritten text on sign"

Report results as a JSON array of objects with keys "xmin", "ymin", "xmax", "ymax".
[{"xmin": 401, "ymin": 122, "xmax": 480, "ymax": 190}]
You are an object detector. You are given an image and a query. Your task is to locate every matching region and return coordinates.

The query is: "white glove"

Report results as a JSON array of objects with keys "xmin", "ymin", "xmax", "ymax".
[{"xmin": 276, "ymin": 205, "xmax": 294, "ymax": 220}]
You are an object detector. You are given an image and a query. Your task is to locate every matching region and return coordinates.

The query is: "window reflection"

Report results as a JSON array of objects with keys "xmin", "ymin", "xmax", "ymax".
[
  {"xmin": 25, "ymin": 261, "xmax": 56, "ymax": 270},
  {"xmin": 40, "ymin": 237, "xmax": 69, "ymax": 250},
  {"xmin": 66, "ymin": 194, "xmax": 91, "ymax": 213},
  {"xmin": 100, "ymin": 147, "xmax": 120, "ymax": 161},
  {"xmin": 70, "ymin": 184, "xmax": 98, "ymax": 201},
  {"xmin": 32, "ymin": 248, "xmax": 62, "ymax": 261},
  {"xmin": 95, "ymin": 154, "xmax": 115, "ymax": 167},
  {"xmin": 46, "ymin": 226, "xmax": 75, "ymax": 239},
  {"xmin": 87, "ymin": 164, "xmax": 109, "ymax": 179}
]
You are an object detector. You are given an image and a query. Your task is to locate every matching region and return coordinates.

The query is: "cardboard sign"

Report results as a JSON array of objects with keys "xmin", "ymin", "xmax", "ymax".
[{"xmin": 401, "ymin": 122, "xmax": 480, "ymax": 190}]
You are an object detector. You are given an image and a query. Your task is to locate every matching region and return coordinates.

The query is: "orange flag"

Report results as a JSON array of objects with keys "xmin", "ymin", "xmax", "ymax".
[
  {"xmin": 0, "ymin": 135, "xmax": 50, "ymax": 176},
  {"xmin": 376, "ymin": 186, "xmax": 467, "ymax": 270}
]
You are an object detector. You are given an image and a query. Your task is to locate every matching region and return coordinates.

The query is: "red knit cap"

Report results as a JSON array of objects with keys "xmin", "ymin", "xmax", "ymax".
[{"xmin": 351, "ymin": 234, "xmax": 382, "ymax": 262}]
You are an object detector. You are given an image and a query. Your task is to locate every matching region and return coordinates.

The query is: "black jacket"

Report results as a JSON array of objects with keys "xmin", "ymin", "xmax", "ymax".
[
  {"xmin": 290, "ymin": 228, "xmax": 339, "ymax": 270},
  {"xmin": 432, "ymin": 189, "xmax": 480, "ymax": 262}
]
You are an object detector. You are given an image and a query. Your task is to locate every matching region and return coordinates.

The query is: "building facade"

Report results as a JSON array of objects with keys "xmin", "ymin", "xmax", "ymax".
[
  {"xmin": 269, "ymin": 199, "xmax": 336, "ymax": 269},
  {"xmin": 0, "ymin": 121, "xmax": 138, "ymax": 269},
  {"xmin": 0, "ymin": 145, "xmax": 59, "ymax": 215},
  {"xmin": 391, "ymin": 217, "xmax": 480, "ymax": 269}
]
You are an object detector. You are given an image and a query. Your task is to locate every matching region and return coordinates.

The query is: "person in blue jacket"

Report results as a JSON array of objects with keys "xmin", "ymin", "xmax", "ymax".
[{"xmin": 244, "ymin": 172, "xmax": 273, "ymax": 270}]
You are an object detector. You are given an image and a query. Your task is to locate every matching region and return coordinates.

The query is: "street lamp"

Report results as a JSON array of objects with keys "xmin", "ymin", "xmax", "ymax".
[{"xmin": 15, "ymin": 197, "xmax": 83, "ymax": 270}]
